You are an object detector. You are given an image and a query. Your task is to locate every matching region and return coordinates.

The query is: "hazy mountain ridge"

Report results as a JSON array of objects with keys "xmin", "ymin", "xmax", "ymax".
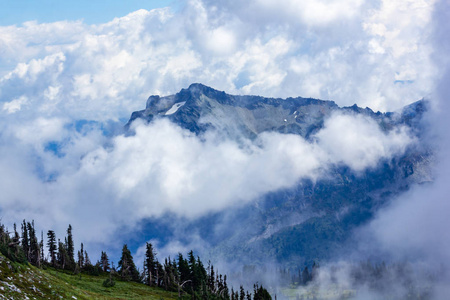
[{"xmin": 127, "ymin": 84, "xmax": 432, "ymax": 268}]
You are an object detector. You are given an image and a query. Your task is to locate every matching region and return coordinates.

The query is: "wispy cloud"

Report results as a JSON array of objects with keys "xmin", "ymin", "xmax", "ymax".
[{"xmin": 362, "ymin": 0, "xmax": 450, "ymax": 267}]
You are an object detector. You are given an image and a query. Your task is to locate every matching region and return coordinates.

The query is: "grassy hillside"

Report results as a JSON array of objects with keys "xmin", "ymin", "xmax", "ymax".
[{"xmin": 0, "ymin": 254, "xmax": 178, "ymax": 300}]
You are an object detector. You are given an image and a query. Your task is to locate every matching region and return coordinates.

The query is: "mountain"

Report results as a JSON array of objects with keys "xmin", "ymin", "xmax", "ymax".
[
  {"xmin": 128, "ymin": 83, "xmax": 426, "ymax": 139},
  {"xmin": 127, "ymin": 83, "xmax": 432, "ymax": 269}
]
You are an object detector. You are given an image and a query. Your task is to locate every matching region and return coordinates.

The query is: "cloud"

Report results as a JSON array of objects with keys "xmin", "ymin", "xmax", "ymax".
[
  {"xmin": 58, "ymin": 119, "xmax": 323, "ymax": 220},
  {"xmin": 3, "ymin": 95, "xmax": 28, "ymax": 113},
  {"xmin": 362, "ymin": 0, "xmax": 450, "ymax": 260},
  {"xmin": 327, "ymin": 2, "xmax": 450, "ymax": 298},
  {"xmin": 316, "ymin": 112, "xmax": 415, "ymax": 171},
  {"xmin": 0, "ymin": 0, "xmax": 441, "ymax": 264},
  {"xmin": 0, "ymin": 0, "xmax": 437, "ymax": 121},
  {"xmin": 0, "ymin": 109, "xmax": 415, "ymax": 260},
  {"xmin": 55, "ymin": 114, "xmax": 412, "ymax": 223}
]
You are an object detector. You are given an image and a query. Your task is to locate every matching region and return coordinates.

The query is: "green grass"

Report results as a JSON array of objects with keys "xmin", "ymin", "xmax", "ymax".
[{"xmin": 0, "ymin": 254, "xmax": 178, "ymax": 299}]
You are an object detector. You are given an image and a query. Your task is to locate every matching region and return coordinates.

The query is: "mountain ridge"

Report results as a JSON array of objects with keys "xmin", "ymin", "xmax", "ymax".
[
  {"xmin": 126, "ymin": 84, "xmax": 432, "ymax": 269},
  {"xmin": 127, "ymin": 83, "xmax": 426, "ymax": 139}
]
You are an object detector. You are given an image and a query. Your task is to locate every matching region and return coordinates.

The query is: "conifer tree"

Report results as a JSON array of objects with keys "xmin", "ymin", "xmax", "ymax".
[
  {"xmin": 253, "ymin": 283, "xmax": 272, "ymax": 300},
  {"xmin": 144, "ymin": 242, "xmax": 157, "ymax": 286},
  {"xmin": 100, "ymin": 251, "xmax": 110, "ymax": 272},
  {"xmin": 163, "ymin": 257, "xmax": 177, "ymax": 291},
  {"xmin": 156, "ymin": 260, "xmax": 164, "ymax": 287},
  {"xmin": 118, "ymin": 244, "xmax": 140, "ymax": 282},
  {"xmin": 66, "ymin": 225, "xmax": 75, "ymax": 268},
  {"xmin": 12, "ymin": 223, "xmax": 21, "ymax": 258},
  {"xmin": 21, "ymin": 220, "xmax": 29, "ymax": 260},
  {"xmin": 84, "ymin": 250, "xmax": 91, "ymax": 267},
  {"xmin": 197, "ymin": 257, "xmax": 207, "ymax": 289},
  {"xmin": 208, "ymin": 262, "xmax": 216, "ymax": 293},
  {"xmin": 188, "ymin": 250, "xmax": 198, "ymax": 290},
  {"xmin": 57, "ymin": 239, "xmax": 68, "ymax": 269},
  {"xmin": 172, "ymin": 258, "xmax": 179, "ymax": 284},
  {"xmin": 246, "ymin": 291, "xmax": 252, "ymax": 300},
  {"xmin": 78, "ymin": 243, "xmax": 84, "ymax": 268},
  {"xmin": 301, "ymin": 267, "xmax": 310, "ymax": 285},
  {"xmin": 40, "ymin": 231, "xmax": 45, "ymax": 264},
  {"xmin": 240, "ymin": 285, "xmax": 246, "ymax": 300},
  {"xmin": 3, "ymin": 222, "xmax": 26, "ymax": 263},
  {"xmin": 177, "ymin": 253, "xmax": 190, "ymax": 282},
  {"xmin": 27, "ymin": 221, "xmax": 40, "ymax": 267},
  {"xmin": 47, "ymin": 230, "xmax": 57, "ymax": 266},
  {"xmin": 223, "ymin": 274, "xmax": 230, "ymax": 299}
]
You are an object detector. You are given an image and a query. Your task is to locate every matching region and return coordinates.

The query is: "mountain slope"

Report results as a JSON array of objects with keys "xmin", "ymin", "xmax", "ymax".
[
  {"xmin": 127, "ymin": 84, "xmax": 432, "ymax": 268},
  {"xmin": 0, "ymin": 254, "xmax": 178, "ymax": 300}
]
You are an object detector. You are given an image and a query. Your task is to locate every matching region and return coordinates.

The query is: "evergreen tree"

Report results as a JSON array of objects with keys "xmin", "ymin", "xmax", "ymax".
[
  {"xmin": 12, "ymin": 223, "xmax": 22, "ymax": 259},
  {"xmin": 246, "ymin": 291, "xmax": 252, "ymax": 300},
  {"xmin": 0, "ymin": 222, "xmax": 25, "ymax": 263},
  {"xmin": 176, "ymin": 253, "xmax": 192, "ymax": 296},
  {"xmin": 100, "ymin": 251, "xmax": 110, "ymax": 272},
  {"xmin": 21, "ymin": 220, "xmax": 29, "ymax": 260},
  {"xmin": 57, "ymin": 239, "xmax": 68, "ymax": 269},
  {"xmin": 208, "ymin": 262, "xmax": 216, "ymax": 293},
  {"xmin": 177, "ymin": 253, "xmax": 190, "ymax": 283},
  {"xmin": 172, "ymin": 258, "xmax": 179, "ymax": 285},
  {"xmin": 223, "ymin": 274, "xmax": 230, "ymax": 299},
  {"xmin": 188, "ymin": 250, "xmax": 199, "ymax": 291},
  {"xmin": 13, "ymin": 223, "xmax": 19, "ymax": 244},
  {"xmin": 84, "ymin": 250, "xmax": 91, "ymax": 267},
  {"xmin": 156, "ymin": 260, "xmax": 164, "ymax": 287},
  {"xmin": 163, "ymin": 257, "xmax": 176, "ymax": 291},
  {"xmin": 27, "ymin": 221, "xmax": 40, "ymax": 267},
  {"xmin": 118, "ymin": 244, "xmax": 140, "ymax": 282},
  {"xmin": 78, "ymin": 243, "xmax": 84, "ymax": 268},
  {"xmin": 240, "ymin": 285, "xmax": 246, "ymax": 300},
  {"xmin": 66, "ymin": 225, "xmax": 75, "ymax": 268},
  {"xmin": 254, "ymin": 283, "xmax": 271, "ymax": 300},
  {"xmin": 40, "ymin": 231, "xmax": 45, "ymax": 264},
  {"xmin": 201, "ymin": 279, "xmax": 208, "ymax": 300},
  {"xmin": 301, "ymin": 267, "xmax": 311, "ymax": 285},
  {"xmin": 144, "ymin": 242, "xmax": 157, "ymax": 286},
  {"xmin": 197, "ymin": 257, "xmax": 207, "ymax": 282},
  {"xmin": 47, "ymin": 230, "xmax": 57, "ymax": 266}
]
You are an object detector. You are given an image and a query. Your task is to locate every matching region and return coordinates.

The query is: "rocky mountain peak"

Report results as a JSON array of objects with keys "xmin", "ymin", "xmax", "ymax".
[{"xmin": 128, "ymin": 84, "xmax": 426, "ymax": 140}]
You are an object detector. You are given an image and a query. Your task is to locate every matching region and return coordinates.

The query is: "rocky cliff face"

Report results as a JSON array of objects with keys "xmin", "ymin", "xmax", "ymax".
[
  {"xmin": 127, "ymin": 84, "xmax": 432, "ymax": 267},
  {"xmin": 128, "ymin": 83, "xmax": 424, "ymax": 139}
]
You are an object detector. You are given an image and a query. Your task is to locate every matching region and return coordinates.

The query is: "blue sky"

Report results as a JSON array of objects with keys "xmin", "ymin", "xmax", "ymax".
[{"xmin": 0, "ymin": 0, "xmax": 176, "ymax": 25}]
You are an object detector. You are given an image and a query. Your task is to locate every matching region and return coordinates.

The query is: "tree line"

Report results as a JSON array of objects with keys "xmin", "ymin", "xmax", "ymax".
[{"xmin": 0, "ymin": 219, "xmax": 271, "ymax": 299}]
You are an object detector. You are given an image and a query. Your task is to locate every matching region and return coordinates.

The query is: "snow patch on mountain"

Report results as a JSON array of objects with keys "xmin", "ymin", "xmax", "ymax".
[{"xmin": 165, "ymin": 101, "xmax": 186, "ymax": 115}]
